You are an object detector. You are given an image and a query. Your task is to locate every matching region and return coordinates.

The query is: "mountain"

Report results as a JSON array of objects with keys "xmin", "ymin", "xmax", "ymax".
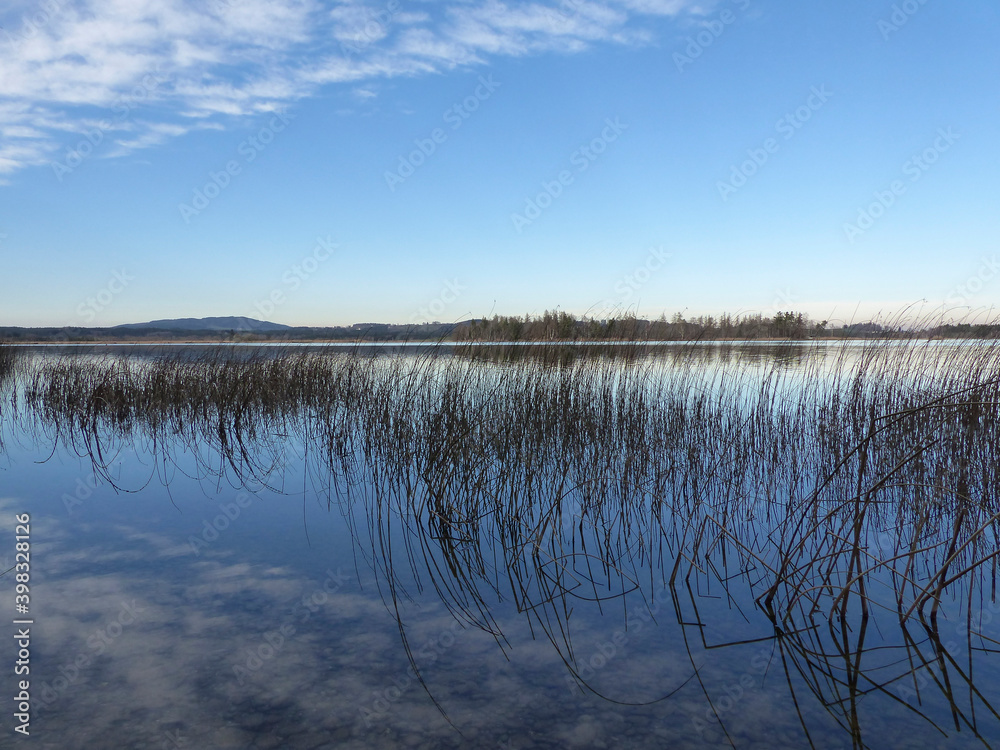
[{"xmin": 114, "ymin": 317, "xmax": 291, "ymax": 332}]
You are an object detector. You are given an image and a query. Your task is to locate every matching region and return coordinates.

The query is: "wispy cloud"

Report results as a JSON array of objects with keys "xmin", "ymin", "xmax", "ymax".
[{"xmin": 0, "ymin": 0, "xmax": 705, "ymax": 177}]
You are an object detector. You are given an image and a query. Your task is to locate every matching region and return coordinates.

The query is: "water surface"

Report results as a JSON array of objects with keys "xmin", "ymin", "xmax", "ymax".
[{"xmin": 1, "ymin": 342, "xmax": 998, "ymax": 749}]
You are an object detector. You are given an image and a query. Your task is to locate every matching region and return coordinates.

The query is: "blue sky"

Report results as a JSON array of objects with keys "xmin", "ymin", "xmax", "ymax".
[{"xmin": 1, "ymin": 0, "xmax": 998, "ymax": 327}]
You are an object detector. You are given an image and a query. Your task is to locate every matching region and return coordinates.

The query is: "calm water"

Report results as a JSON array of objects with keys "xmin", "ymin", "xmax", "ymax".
[{"xmin": 1, "ymin": 343, "xmax": 998, "ymax": 749}]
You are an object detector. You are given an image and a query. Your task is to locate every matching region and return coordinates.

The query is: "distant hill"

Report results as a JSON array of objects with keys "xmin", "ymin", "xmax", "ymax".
[{"xmin": 114, "ymin": 317, "xmax": 291, "ymax": 332}]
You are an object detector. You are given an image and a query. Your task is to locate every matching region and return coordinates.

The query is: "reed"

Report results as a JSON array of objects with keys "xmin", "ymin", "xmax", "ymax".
[
  {"xmin": 12, "ymin": 326, "xmax": 1000, "ymax": 740},
  {"xmin": 0, "ymin": 341, "xmax": 21, "ymax": 429},
  {"xmin": 0, "ymin": 340, "xmax": 17, "ymax": 374},
  {"xmin": 19, "ymin": 334, "xmax": 1000, "ymax": 615}
]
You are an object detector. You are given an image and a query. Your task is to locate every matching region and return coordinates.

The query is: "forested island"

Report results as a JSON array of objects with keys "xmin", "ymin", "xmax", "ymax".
[{"xmin": 2, "ymin": 310, "xmax": 997, "ymax": 344}]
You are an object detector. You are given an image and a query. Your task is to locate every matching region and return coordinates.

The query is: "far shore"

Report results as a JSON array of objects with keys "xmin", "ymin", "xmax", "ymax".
[{"xmin": 4, "ymin": 335, "xmax": 979, "ymax": 346}]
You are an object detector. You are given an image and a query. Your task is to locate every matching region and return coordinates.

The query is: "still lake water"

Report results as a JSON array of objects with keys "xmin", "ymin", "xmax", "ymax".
[{"xmin": 0, "ymin": 343, "xmax": 998, "ymax": 749}]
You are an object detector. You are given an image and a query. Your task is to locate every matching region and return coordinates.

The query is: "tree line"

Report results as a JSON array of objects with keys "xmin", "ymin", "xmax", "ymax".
[
  {"xmin": 455, "ymin": 310, "xmax": 836, "ymax": 342},
  {"xmin": 3, "ymin": 312, "xmax": 998, "ymax": 344}
]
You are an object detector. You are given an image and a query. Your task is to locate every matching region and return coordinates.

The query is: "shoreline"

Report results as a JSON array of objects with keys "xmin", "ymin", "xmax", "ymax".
[{"xmin": 3, "ymin": 335, "xmax": 979, "ymax": 346}]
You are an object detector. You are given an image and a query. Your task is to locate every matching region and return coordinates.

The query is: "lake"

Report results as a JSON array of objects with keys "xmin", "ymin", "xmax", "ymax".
[{"xmin": 1, "ymin": 340, "xmax": 998, "ymax": 749}]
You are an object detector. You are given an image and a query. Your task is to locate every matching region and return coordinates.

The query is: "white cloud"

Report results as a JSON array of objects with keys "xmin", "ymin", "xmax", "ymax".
[
  {"xmin": 106, "ymin": 121, "xmax": 202, "ymax": 156},
  {"xmin": 0, "ymin": 0, "xmax": 704, "ymax": 177},
  {"xmin": 612, "ymin": 0, "xmax": 712, "ymax": 14}
]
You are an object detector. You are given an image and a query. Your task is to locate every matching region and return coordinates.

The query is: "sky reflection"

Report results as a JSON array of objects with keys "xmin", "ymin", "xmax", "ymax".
[{"xmin": 1, "ymin": 346, "xmax": 998, "ymax": 748}]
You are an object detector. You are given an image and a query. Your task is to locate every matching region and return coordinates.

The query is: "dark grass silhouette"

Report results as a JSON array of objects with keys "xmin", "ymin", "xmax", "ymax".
[{"xmin": 13, "ymin": 325, "xmax": 1000, "ymax": 745}]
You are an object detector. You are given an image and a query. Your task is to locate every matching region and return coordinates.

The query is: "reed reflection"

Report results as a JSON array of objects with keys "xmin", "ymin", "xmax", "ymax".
[{"xmin": 11, "ymin": 337, "xmax": 1000, "ymax": 746}]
